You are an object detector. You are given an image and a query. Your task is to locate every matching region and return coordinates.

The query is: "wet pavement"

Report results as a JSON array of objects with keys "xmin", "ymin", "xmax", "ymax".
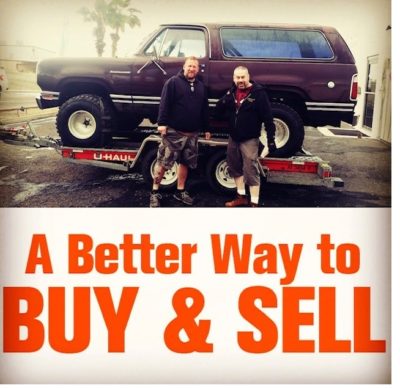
[{"xmin": 0, "ymin": 121, "xmax": 391, "ymax": 208}]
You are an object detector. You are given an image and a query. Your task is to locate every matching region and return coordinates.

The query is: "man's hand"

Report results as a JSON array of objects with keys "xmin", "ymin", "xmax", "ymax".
[
  {"xmin": 158, "ymin": 126, "xmax": 167, "ymax": 135},
  {"xmin": 268, "ymin": 139, "xmax": 277, "ymax": 154},
  {"xmin": 205, "ymin": 131, "xmax": 211, "ymax": 140}
]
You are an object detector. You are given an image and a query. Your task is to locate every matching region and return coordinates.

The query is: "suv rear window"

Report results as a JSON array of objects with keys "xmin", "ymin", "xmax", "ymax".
[{"xmin": 221, "ymin": 28, "xmax": 333, "ymax": 59}]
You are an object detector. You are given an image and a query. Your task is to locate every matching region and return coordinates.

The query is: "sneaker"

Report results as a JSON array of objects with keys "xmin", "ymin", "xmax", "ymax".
[
  {"xmin": 149, "ymin": 192, "xmax": 162, "ymax": 207},
  {"xmin": 173, "ymin": 190, "xmax": 194, "ymax": 205},
  {"xmin": 225, "ymin": 194, "xmax": 249, "ymax": 207}
]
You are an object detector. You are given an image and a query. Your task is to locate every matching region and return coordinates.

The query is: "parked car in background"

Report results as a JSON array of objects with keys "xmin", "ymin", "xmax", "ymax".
[{"xmin": 0, "ymin": 66, "xmax": 9, "ymax": 98}]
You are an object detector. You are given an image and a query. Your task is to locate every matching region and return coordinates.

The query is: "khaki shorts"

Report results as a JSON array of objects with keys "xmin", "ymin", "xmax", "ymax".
[
  {"xmin": 156, "ymin": 128, "xmax": 199, "ymax": 170},
  {"xmin": 227, "ymin": 137, "xmax": 260, "ymax": 186}
]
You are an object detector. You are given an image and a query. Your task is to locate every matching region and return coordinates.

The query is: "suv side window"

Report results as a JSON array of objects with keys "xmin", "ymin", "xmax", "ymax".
[
  {"xmin": 221, "ymin": 28, "xmax": 333, "ymax": 59},
  {"xmin": 145, "ymin": 28, "xmax": 206, "ymax": 58}
]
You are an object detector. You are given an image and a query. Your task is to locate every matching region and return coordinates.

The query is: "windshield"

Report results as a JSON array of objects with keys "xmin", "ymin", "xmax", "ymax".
[
  {"xmin": 141, "ymin": 27, "xmax": 206, "ymax": 58},
  {"xmin": 134, "ymin": 28, "xmax": 161, "ymax": 55}
]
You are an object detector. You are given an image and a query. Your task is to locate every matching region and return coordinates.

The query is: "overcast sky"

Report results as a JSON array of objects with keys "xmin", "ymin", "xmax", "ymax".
[{"xmin": 0, "ymin": 0, "xmax": 393, "ymax": 58}]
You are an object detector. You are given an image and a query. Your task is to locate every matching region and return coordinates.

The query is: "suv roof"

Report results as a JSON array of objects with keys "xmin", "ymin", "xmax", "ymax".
[
  {"xmin": 160, "ymin": 22, "xmax": 339, "ymax": 32},
  {"xmin": 158, "ymin": 22, "xmax": 355, "ymax": 63}
]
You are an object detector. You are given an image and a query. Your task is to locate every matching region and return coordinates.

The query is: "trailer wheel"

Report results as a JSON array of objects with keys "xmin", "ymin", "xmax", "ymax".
[
  {"xmin": 259, "ymin": 103, "xmax": 305, "ymax": 157},
  {"xmin": 141, "ymin": 148, "xmax": 178, "ymax": 190},
  {"xmin": 56, "ymin": 94, "xmax": 114, "ymax": 147},
  {"xmin": 205, "ymin": 150, "xmax": 236, "ymax": 193}
]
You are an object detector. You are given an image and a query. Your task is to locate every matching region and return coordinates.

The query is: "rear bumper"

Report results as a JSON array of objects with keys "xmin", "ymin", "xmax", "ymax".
[{"xmin": 305, "ymin": 101, "xmax": 356, "ymax": 126}]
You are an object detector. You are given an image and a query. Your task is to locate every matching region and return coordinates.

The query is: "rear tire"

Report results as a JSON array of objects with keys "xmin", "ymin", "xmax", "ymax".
[
  {"xmin": 259, "ymin": 103, "xmax": 305, "ymax": 157},
  {"xmin": 56, "ymin": 94, "xmax": 114, "ymax": 147}
]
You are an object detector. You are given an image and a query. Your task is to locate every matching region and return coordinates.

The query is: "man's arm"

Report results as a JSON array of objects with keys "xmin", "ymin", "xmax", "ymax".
[
  {"xmin": 202, "ymin": 86, "xmax": 210, "ymax": 132},
  {"xmin": 157, "ymin": 78, "xmax": 174, "ymax": 131},
  {"xmin": 258, "ymin": 90, "xmax": 277, "ymax": 151}
]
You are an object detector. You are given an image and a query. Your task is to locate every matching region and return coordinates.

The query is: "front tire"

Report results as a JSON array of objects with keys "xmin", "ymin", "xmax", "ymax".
[{"xmin": 56, "ymin": 94, "xmax": 114, "ymax": 147}]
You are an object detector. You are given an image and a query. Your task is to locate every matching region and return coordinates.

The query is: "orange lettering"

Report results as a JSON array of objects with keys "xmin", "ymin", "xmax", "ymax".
[
  {"xmin": 48, "ymin": 287, "xmax": 91, "ymax": 353},
  {"xmin": 283, "ymin": 287, "xmax": 314, "ymax": 352},
  {"xmin": 319, "ymin": 287, "xmax": 351, "ymax": 352},
  {"xmin": 318, "ymin": 234, "xmax": 335, "ymax": 273},
  {"xmin": 25, "ymin": 234, "xmax": 53, "ymax": 273},
  {"xmin": 238, "ymin": 286, "xmax": 278, "ymax": 353},
  {"xmin": 69, "ymin": 234, "xmax": 94, "ymax": 273},
  {"xmin": 95, "ymin": 243, "xmax": 119, "ymax": 274},
  {"xmin": 354, "ymin": 287, "xmax": 386, "ymax": 352},
  {"xmin": 3, "ymin": 287, "xmax": 44, "ymax": 352},
  {"xmin": 95, "ymin": 287, "xmax": 139, "ymax": 352},
  {"xmin": 211, "ymin": 234, "xmax": 252, "ymax": 273}
]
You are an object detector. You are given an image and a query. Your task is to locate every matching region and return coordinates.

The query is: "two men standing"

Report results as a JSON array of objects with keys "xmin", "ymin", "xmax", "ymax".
[{"xmin": 150, "ymin": 58, "xmax": 276, "ymax": 208}]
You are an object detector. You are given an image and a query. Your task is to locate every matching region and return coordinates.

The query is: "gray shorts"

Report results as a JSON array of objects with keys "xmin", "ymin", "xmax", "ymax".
[
  {"xmin": 156, "ymin": 128, "xmax": 199, "ymax": 170},
  {"xmin": 227, "ymin": 137, "xmax": 260, "ymax": 186}
]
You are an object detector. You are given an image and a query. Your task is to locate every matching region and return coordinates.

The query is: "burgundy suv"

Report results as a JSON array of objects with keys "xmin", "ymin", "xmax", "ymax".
[{"xmin": 36, "ymin": 23, "xmax": 357, "ymax": 157}]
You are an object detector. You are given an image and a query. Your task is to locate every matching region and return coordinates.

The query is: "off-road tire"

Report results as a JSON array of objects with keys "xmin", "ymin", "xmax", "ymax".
[
  {"xmin": 56, "ymin": 94, "xmax": 114, "ymax": 147},
  {"xmin": 260, "ymin": 103, "xmax": 305, "ymax": 157}
]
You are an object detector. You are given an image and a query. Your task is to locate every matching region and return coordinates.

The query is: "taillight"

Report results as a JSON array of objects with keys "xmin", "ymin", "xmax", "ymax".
[{"xmin": 350, "ymin": 74, "xmax": 358, "ymax": 101}]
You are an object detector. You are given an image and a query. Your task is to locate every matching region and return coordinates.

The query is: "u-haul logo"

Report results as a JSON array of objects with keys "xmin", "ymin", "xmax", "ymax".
[{"xmin": 94, "ymin": 153, "xmax": 136, "ymax": 162}]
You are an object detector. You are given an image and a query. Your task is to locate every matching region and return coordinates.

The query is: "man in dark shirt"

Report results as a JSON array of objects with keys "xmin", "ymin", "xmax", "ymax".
[
  {"xmin": 215, "ymin": 66, "xmax": 276, "ymax": 207},
  {"xmin": 150, "ymin": 56, "xmax": 209, "ymax": 207}
]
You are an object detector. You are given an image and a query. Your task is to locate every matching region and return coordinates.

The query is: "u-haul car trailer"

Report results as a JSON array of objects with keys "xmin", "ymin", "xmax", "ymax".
[
  {"xmin": 0, "ymin": 120, "xmax": 344, "ymax": 192},
  {"xmin": 58, "ymin": 134, "xmax": 344, "ymax": 192}
]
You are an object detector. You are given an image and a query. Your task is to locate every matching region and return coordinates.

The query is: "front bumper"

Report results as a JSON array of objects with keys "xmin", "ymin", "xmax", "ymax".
[{"xmin": 36, "ymin": 91, "xmax": 60, "ymax": 109}]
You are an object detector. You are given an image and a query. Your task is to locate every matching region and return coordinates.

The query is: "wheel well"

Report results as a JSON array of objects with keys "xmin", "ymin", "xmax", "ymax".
[
  {"xmin": 59, "ymin": 81, "xmax": 111, "ymax": 105},
  {"xmin": 269, "ymin": 90, "xmax": 308, "ymax": 121}
]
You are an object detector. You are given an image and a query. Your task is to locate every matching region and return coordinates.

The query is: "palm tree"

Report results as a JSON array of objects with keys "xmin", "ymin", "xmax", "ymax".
[
  {"xmin": 78, "ymin": 0, "xmax": 108, "ymax": 57},
  {"xmin": 106, "ymin": 0, "xmax": 141, "ymax": 57}
]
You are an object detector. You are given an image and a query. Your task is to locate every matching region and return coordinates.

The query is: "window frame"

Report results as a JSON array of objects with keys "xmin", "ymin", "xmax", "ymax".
[
  {"xmin": 219, "ymin": 27, "xmax": 335, "ymax": 61},
  {"xmin": 143, "ymin": 27, "xmax": 208, "ymax": 59}
]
